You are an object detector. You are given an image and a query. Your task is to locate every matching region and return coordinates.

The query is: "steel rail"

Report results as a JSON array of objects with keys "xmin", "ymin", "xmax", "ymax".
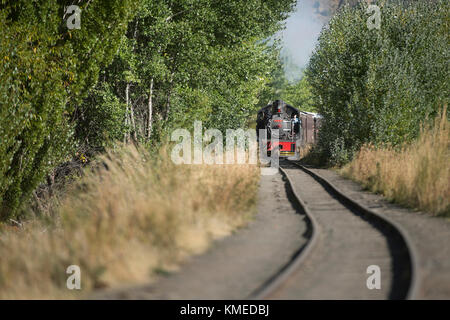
[
  {"xmin": 251, "ymin": 161, "xmax": 420, "ymax": 300},
  {"xmin": 291, "ymin": 162, "xmax": 420, "ymax": 300},
  {"xmin": 250, "ymin": 165, "xmax": 320, "ymax": 299}
]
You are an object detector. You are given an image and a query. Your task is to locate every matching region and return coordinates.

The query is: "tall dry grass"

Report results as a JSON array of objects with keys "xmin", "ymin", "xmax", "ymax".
[
  {"xmin": 298, "ymin": 144, "xmax": 313, "ymax": 159},
  {"xmin": 0, "ymin": 145, "xmax": 259, "ymax": 299},
  {"xmin": 341, "ymin": 108, "xmax": 449, "ymax": 216}
]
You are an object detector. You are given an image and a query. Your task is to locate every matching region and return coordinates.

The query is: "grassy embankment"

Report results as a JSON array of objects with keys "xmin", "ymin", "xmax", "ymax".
[
  {"xmin": 341, "ymin": 109, "xmax": 449, "ymax": 217},
  {"xmin": 0, "ymin": 145, "xmax": 259, "ymax": 299},
  {"xmin": 302, "ymin": 1, "xmax": 449, "ymax": 217}
]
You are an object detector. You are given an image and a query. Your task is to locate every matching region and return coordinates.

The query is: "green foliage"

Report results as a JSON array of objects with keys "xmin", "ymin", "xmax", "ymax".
[
  {"xmin": 74, "ymin": 83, "xmax": 127, "ymax": 151},
  {"xmin": 306, "ymin": 0, "xmax": 450, "ymax": 165},
  {"xmin": 0, "ymin": 0, "xmax": 139, "ymax": 220},
  {"xmin": 0, "ymin": 0, "xmax": 296, "ymax": 220},
  {"xmin": 282, "ymin": 76, "xmax": 316, "ymax": 112},
  {"xmin": 258, "ymin": 59, "xmax": 316, "ymax": 113},
  {"xmin": 76, "ymin": 0, "xmax": 296, "ymax": 148}
]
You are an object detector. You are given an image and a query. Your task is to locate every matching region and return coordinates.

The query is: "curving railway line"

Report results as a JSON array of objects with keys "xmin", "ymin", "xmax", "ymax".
[
  {"xmin": 251, "ymin": 160, "xmax": 419, "ymax": 300},
  {"xmin": 91, "ymin": 159, "xmax": 427, "ymax": 301}
]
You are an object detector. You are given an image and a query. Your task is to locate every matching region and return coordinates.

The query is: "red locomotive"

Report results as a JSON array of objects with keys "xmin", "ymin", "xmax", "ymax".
[{"xmin": 257, "ymin": 100, "xmax": 321, "ymax": 158}]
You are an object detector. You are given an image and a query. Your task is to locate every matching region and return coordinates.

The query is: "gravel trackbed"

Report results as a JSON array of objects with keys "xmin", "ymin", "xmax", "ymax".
[{"xmin": 91, "ymin": 172, "xmax": 309, "ymax": 299}]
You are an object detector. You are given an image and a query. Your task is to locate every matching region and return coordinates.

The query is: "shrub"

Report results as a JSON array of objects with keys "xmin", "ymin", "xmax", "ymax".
[
  {"xmin": 341, "ymin": 107, "xmax": 449, "ymax": 216},
  {"xmin": 306, "ymin": 0, "xmax": 449, "ymax": 165},
  {"xmin": 0, "ymin": 1, "xmax": 139, "ymax": 220},
  {"xmin": 0, "ymin": 145, "xmax": 259, "ymax": 298}
]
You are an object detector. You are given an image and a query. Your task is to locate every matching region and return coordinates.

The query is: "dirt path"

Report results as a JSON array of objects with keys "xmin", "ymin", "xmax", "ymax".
[
  {"xmin": 311, "ymin": 167, "xmax": 450, "ymax": 299},
  {"xmin": 91, "ymin": 172, "xmax": 309, "ymax": 299},
  {"xmin": 266, "ymin": 162, "xmax": 398, "ymax": 299},
  {"xmin": 91, "ymin": 165, "xmax": 449, "ymax": 300}
]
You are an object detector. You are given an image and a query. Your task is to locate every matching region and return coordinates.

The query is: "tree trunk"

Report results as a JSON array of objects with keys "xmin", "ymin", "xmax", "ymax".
[
  {"xmin": 126, "ymin": 83, "xmax": 137, "ymax": 142},
  {"xmin": 129, "ymin": 104, "xmax": 137, "ymax": 142},
  {"xmin": 127, "ymin": 19, "xmax": 139, "ymax": 143},
  {"xmin": 124, "ymin": 83, "xmax": 130, "ymax": 143},
  {"xmin": 146, "ymin": 78, "xmax": 154, "ymax": 141}
]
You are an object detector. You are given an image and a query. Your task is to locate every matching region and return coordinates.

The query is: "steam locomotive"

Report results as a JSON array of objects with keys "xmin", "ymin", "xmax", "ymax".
[{"xmin": 256, "ymin": 100, "xmax": 321, "ymax": 158}]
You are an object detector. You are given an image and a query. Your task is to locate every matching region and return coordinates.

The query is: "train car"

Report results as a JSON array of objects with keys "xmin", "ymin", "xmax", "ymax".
[
  {"xmin": 299, "ymin": 111, "xmax": 322, "ymax": 145},
  {"xmin": 257, "ymin": 100, "xmax": 321, "ymax": 159},
  {"xmin": 257, "ymin": 100, "xmax": 301, "ymax": 158}
]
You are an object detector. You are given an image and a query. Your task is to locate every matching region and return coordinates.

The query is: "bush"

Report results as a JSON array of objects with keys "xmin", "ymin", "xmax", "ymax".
[
  {"xmin": 341, "ymin": 108, "xmax": 449, "ymax": 216},
  {"xmin": 0, "ymin": 1, "xmax": 139, "ymax": 220},
  {"xmin": 306, "ymin": 0, "xmax": 449, "ymax": 165},
  {"xmin": 74, "ymin": 83, "xmax": 128, "ymax": 153},
  {"xmin": 0, "ymin": 145, "xmax": 259, "ymax": 298}
]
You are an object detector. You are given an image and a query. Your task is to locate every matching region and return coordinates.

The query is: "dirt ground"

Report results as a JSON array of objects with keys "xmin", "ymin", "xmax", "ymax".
[
  {"xmin": 269, "ymin": 164, "xmax": 395, "ymax": 299},
  {"xmin": 91, "ymin": 166, "xmax": 450, "ymax": 300},
  {"xmin": 312, "ymin": 168, "xmax": 450, "ymax": 299},
  {"xmin": 91, "ymin": 172, "xmax": 309, "ymax": 299}
]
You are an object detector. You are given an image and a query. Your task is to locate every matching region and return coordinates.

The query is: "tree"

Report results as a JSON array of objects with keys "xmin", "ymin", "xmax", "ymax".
[
  {"xmin": 76, "ymin": 0, "xmax": 297, "ymax": 149},
  {"xmin": 306, "ymin": 0, "xmax": 449, "ymax": 165},
  {"xmin": 0, "ymin": 0, "xmax": 139, "ymax": 220},
  {"xmin": 282, "ymin": 76, "xmax": 316, "ymax": 112}
]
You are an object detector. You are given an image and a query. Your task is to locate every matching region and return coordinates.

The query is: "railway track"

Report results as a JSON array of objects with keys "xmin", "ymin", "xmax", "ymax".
[{"xmin": 251, "ymin": 160, "xmax": 419, "ymax": 300}]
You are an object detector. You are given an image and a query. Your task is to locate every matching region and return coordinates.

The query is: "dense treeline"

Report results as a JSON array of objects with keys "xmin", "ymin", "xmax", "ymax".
[
  {"xmin": 282, "ymin": 75, "xmax": 316, "ymax": 112},
  {"xmin": 306, "ymin": 0, "xmax": 449, "ymax": 165},
  {"xmin": 0, "ymin": 0, "xmax": 140, "ymax": 220},
  {"xmin": 0, "ymin": 0, "xmax": 296, "ymax": 221},
  {"xmin": 77, "ymin": 0, "xmax": 296, "ymax": 151}
]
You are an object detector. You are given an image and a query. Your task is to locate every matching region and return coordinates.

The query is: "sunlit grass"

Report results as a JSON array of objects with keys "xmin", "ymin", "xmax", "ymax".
[
  {"xmin": 341, "ymin": 107, "xmax": 449, "ymax": 216},
  {"xmin": 0, "ymin": 144, "xmax": 259, "ymax": 299}
]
